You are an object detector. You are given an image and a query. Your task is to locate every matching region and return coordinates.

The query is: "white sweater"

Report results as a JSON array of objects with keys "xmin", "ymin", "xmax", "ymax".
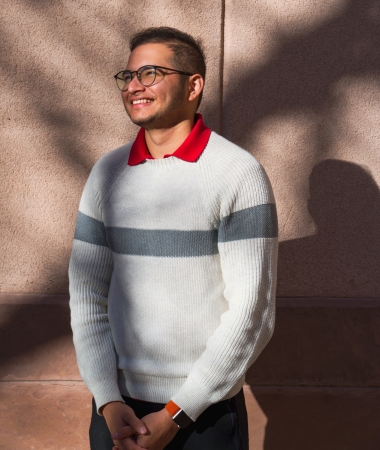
[{"xmin": 69, "ymin": 131, "xmax": 278, "ymax": 421}]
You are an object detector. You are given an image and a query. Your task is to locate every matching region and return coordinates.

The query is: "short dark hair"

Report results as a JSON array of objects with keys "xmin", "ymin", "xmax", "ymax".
[{"xmin": 129, "ymin": 27, "xmax": 206, "ymax": 107}]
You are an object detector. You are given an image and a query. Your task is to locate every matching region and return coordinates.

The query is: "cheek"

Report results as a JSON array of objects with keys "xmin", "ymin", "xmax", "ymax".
[{"xmin": 121, "ymin": 92, "xmax": 130, "ymax": 106}]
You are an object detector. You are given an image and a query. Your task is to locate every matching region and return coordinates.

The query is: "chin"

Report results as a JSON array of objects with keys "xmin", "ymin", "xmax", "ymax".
[
  {"xmin": 126, "ymin": 108, "xmax": 155, "ymax": 126},
  {"xmin": 130, "ymin": 112, "xmax": 175, "ymax": 130},
  {"xmin": 130, "ymin": 115, "xmax": 156, "ymax": 128}
]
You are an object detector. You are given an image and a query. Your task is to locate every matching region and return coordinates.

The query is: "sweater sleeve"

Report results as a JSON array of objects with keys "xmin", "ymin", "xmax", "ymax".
[
  {"xmin": 69, "ymin": 159, "xmax": 125, "ymax": 413},
  {"xmin": 171, "ymin": 145, "xmax": 278, "ymax": 421}
]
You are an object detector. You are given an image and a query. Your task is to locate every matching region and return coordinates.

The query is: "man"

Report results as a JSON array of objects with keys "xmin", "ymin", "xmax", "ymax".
[{"xmin": 69, "ymin": 27, "xmax": 278, "ymax": 450}]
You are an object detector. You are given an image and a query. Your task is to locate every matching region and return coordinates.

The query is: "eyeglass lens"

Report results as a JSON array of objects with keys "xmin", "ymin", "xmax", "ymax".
[{"xmin": 116, "ymin": 66, "xmax": 165, "ymax": 90}]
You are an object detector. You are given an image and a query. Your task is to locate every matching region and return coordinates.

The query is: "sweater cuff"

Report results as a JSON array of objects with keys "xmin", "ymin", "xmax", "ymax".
[
  {"xmin": 171, "ymin": 377, "xmax": 212, "ymax": 421},
  {"xmin": 89, "ymin": 379, "xmax": 125, "ymax": 415}
]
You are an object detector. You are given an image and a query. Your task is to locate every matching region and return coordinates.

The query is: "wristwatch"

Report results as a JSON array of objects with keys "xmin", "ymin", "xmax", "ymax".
[{"xmin": 165, "ymin": 400, "xmax": 193, "ymax": 428}]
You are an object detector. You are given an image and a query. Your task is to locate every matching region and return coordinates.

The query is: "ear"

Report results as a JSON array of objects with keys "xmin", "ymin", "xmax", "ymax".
[{"xmin": 187, "ymin": 74, "xmax": 204, "ymax": 103}]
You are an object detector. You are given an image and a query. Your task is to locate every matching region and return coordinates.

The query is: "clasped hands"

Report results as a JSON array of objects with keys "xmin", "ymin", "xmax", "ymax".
[{"xmin": 102, "ymin": 401, "xmax": 179, "ymax": 450}]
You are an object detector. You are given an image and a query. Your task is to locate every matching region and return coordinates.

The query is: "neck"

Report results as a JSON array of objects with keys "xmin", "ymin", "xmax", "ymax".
[{"xmin": 144, "ymin": 117, "xmax": 195, "ymax": 159}]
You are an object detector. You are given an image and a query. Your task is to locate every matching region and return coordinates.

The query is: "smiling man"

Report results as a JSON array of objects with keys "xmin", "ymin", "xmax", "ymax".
[{"xmin": 69, "ymin": 27, "xmax": 278, "ymax": 450}]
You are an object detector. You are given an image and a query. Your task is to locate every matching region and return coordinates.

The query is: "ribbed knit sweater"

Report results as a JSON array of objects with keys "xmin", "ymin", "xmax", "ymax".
[{"xmin": 69, "ymin": 131, "xmax": 278, "ymax": 421}]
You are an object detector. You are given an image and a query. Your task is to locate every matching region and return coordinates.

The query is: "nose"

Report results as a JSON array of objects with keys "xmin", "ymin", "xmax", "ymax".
[{"xmin": 127, "ymin": 74, "xmax": 145, "ymax": 94}]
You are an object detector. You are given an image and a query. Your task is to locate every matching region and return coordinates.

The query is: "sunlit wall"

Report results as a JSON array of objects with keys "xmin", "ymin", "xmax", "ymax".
[
  {"xmin": 1, "ymin": 1, "xmax": 380, "ymax": 449},
  {"xmin": 2, "ymin": 0, "xmax": 379, "ymax": 298}
]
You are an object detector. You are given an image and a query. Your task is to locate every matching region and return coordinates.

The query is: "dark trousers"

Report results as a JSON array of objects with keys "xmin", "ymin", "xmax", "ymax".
[{"xmin": 90, "ymin": 389, "xmax": 249, "ymax": 450}]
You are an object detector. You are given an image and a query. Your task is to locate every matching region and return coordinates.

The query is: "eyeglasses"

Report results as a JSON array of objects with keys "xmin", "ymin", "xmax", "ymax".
[{"xmin": 114, "ymin": 65, "xmax": 193, "ymax": 91}]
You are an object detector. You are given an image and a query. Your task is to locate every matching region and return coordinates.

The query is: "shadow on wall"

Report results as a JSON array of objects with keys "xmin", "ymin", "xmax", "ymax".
[
  {"xmin": 278, "ymin": 159, "xmax": 380, "ymax": 297},
  {"xmin": 222, "ymin": 0, "xmax": 380, "ymax": 300},
  {"xmin": 0, "ymin": 296, "xmax": 74, "ymax": 380},
  {"xmin": 244, "ymin": 161, "xmax": 380, "ymax": 449},
  {"xmin": 224, "ymin": 0, "xmax": 380, "ymax": 147},
  {"xmin": 247, "ymin": 387, "xmax": 380, "ymax": 450},
  {"xmin": 1, "ymin": 1, "xmax": 380, "ymax": 438}
]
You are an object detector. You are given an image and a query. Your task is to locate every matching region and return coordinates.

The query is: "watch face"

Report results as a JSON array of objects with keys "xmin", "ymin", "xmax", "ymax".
[{"xmin": 173, "ymin": 409, "xmax": 193, "ymax": 428}]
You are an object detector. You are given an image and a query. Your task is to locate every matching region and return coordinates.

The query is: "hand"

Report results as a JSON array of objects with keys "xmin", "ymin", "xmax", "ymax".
[
  {"xmin": 114, "ymin": 408, "xmax": 179, "ymax": 450},
  {"xmin": 102, "ymin": 401, "xmax": 147, "ymax": 450}
]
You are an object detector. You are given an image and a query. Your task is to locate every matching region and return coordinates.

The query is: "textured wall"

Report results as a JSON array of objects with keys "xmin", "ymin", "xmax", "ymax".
[
  {"xmin": 2, "ymin": 0, "xmax": 380, "ymax": 298},
  {"xmin": 1, "ymin": 0, "xmax": 223, "ymax": 294},
  {"xmin": 224, "ymin": 0, "xmax": 380, "ymax": 297},
  {"xmin": 2, "ymin": 1, "xmax": 380, "ymax": 449}
]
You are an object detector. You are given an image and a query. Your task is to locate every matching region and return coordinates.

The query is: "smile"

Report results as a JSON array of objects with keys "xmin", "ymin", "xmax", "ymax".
[{"xmin": 132, "ymin": 99, "xmax": 154, "ymax": 105}]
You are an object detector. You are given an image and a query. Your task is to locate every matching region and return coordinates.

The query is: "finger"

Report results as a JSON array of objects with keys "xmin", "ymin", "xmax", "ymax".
[
  {"xmin": 111, "ymin": 425, "xmax": 136, "ymax": 440},
  {"xmin": 113, "ymin": 443, "xmax": 126, "ymax": 450},
  {"xmin": 120, "ymin": 437, "xmax": 146, "ymax": 450},
  {"xmin": 121, "ymin": 413, "xmax": 148, "ymax": 435}
]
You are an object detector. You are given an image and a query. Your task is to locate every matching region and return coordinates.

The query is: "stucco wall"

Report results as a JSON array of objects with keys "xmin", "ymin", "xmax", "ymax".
[
  {"xmin": 224, "ymin": 0, "xmax": 380, "ymax": 298},
  {"xmin": 1, "ymin": 0, "xmax": 223, "ymax": 295},
  {"xmin": 2, "ymin": 0, "xmax": 380, "ymax": 298},
  {"xmin": 2, "ymin": 0, "xmax": 380, "ymax": 299},
  {"xmin": 1, "ymin": 1, "xmax": 380, "ymax": 449}
]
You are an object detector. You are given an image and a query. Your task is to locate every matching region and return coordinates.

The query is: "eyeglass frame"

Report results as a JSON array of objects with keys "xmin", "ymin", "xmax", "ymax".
[{"xmin": 114, "ymin": 65, "xmax": 194, "ymax": 91}]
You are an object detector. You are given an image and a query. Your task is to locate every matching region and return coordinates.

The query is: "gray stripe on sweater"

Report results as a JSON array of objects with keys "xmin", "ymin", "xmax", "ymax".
[
  {"xmin": 74, "ymin": 212, "xmax": 218, "ymax": 256},
  {"xmin": 74, "ymin": 203, "xmax": 277, "ymax": 255},
  {"xmin": 107, "ymin": 227, "xmax": 219, "ymax": 257},
  {"xmin": 219, "ymin": 204, "xmax": 278, "ymax": 242},
  {"xmin": 74, "ymin": 211, "xmax": 108, "ymax": 247}
]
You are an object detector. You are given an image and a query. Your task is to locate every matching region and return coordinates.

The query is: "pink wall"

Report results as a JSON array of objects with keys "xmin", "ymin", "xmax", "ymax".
[
  {"xmin": 1, "ymin": 1, "xmax": 380, "ymax": 448},
  {"xmin": 2, "ymin": 0, "xmax": 380, "ymax": 298}
]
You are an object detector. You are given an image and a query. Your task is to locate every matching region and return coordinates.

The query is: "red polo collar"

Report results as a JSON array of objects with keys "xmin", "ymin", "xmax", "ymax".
[{"xmin": 127, "ymin": 114, "xmax": 211, "ymax": 166}]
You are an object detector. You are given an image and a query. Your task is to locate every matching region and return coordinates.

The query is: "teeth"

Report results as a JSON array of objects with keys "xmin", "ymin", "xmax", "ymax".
[{"xmin": 132, "ymin": 99, "xmax": 153, "ymax": 105}]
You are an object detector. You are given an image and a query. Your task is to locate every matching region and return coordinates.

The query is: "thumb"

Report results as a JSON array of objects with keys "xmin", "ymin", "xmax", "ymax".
[
  {"xmin": 127, "ymin": 415, "xmax": 148, "ymax": 435},
  {"xmin": 111, "ymin": 414, "xmax": 147, "ymax": 439},
  {"xmin": 111, "ymin": 425, "xmax": 135, "ymax": 440}
]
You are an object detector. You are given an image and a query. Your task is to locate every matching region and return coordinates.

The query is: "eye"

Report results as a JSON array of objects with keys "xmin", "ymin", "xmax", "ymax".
[
  {"xmin": 142, "ymin": 67, "xmax": 156, "ymax": 77},
  {"xmin": 121, "ymin": 72, "xmax": 132, "ymax": 82}
]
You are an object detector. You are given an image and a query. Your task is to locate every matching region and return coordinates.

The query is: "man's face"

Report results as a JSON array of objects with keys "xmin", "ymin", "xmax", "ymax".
[{"xmin": 122, "ymin": 43, "xmax": 190, "ymax": 130}]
